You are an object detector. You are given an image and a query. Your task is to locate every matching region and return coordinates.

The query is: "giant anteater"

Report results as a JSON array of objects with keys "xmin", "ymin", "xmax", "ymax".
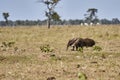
[{"xmin": 66, "ymin": 38, "xmax": 95, "ymax": 51}]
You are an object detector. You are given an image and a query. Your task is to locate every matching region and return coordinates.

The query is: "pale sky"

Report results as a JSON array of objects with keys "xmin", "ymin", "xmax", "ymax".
[{"xmin": 0, "ymin": 0, "xmax": 120, "ymax": 21}]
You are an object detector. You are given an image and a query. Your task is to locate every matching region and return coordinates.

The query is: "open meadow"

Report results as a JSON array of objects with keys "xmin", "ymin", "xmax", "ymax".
[{"xmin": 0, "ymin": 25, "xmax": 120, "ymax": 80}]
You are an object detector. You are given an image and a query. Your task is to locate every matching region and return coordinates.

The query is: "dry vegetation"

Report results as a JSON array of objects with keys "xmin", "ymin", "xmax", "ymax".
[{"xmin": 0, "ymin": 25, "xmax": 120, "ymax": 80}]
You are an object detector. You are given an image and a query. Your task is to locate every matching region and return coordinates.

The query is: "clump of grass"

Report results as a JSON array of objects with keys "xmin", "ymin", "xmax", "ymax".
[
  {"xmin": 78, "ymin": 72, "xmax": 87, "ymax": 80},
  {"xmin": 40, "ymin": 44, "xmax": 54, "ymax": 53},
  {"xmin": 14, "ymin": 46, "xmax": 18, "ymax": 51},
  {"xmin": 78, "ymin": 47, "xmax": 83, "ymax": 53},
  {"xmin": 0, "ymin": 74, "xmax": 5, "ymax": 79},
  {"xmin": 47, "ymin": 77, "xmax": 56, "ymax": 80},
  {"xmin": 2, "ymin": 41, "xmax": 15, "ymax": 47},
  {"xmin": 0, "ymin": 41, "xmax": 16, "ymax": 51},
  {"xmin": 0, "ymin": 56, "xmax": 6, "ymax": 62},
  {"xmin": 77, "ymin": 64, "xmax": 81, "ymax": 68},
  {"xmin": 113, "ymin": 34, "xmax": 119, "ymax": 37},
  {"xmin": 93, "ymin": 46, "xmax": 102, "ymax": 51},
  {"xmin": 49, "ymin": 54, "xmax": 62, "ymax": 62}
]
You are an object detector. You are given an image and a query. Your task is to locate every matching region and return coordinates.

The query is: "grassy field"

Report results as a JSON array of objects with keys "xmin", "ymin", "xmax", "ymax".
[{"xmin": 0, "ymin": 25, "xmax": 120, "ymax": 80}]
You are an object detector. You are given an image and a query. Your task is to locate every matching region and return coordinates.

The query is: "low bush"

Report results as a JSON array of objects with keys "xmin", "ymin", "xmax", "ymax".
[
  {"xmin": 40, "ymin": 44, "xmax": 54, "ymax": 53},
  {"xmin": 93, "ymin": 46, "xmax": 102, "ymax": 51}
]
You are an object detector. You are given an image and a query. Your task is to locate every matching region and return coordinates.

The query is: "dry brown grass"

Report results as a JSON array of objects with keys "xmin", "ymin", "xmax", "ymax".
[{"xmin": 0, "ymin": 25, "xmax": 120, "ymax": 80}]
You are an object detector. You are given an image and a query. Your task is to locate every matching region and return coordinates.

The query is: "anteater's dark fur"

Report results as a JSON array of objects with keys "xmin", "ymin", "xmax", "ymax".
[
  {"xmin": 83, "ymin": 38, "xmax": 95, "ymax": 47},
  {"xmin": 67, "ymin": 38, "xmax": 95, "ymax": 51}
]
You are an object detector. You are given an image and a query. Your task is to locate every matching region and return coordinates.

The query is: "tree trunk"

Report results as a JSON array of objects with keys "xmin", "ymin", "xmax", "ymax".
[
  {"xmin": 5, "ymin": 18, "xmax": 8, "ymax": 26},
  {"xmin": 47, "ymin": 18, "xmax": 51, "ymax": 29}
]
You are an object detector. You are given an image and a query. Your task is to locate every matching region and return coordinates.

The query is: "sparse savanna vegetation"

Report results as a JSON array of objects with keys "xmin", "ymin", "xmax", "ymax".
[{"xmin": 0, "ymin": 25, "xmax": 120, "ymax": 80}]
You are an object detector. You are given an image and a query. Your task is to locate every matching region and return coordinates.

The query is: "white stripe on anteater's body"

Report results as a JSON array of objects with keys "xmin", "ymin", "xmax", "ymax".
[
  {"xmin": 66, "ymin": 38, "xmax": 79, "ymax": 50},
  {"xmin": 66, "ymin": 38, "xmax": 82, "ymax": 51},
  {"xmin": 71, "ymin": 38, "xmax": 83, "ymax": 50}
]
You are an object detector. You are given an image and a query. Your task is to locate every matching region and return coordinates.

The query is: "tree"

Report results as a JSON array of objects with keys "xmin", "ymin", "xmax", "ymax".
[
  {"xmin": 112, "ymin": 18, "xmax": 120, "ymax": 24},
  {"xmin": 84, "ymin": 8, "xmax": 98, "ymax": 24},
  {"xmin": 2, "ymin": 12, "xmax": 9, "ymax": 25},
  {"xmin": 87, "ymin": 8, "xmax": 98, "ymax": 19},
  {"xmin": 39, "ymin": 0, "xmax": 60, "ymax": 29}
]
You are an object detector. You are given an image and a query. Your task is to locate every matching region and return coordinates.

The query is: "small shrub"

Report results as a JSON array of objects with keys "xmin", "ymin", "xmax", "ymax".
[
  {"xmin": 93, "ymin": 46, "xmax": 102, "ymax": 51},
  {"xmin": 1, "ymin": 41, "xmax": 15, "ymax": 48},
  {"xmin": 77, "ymin": 64, "xmax": 81, "ymax": 68},
  {"xmin": 47, "ymin": 77, "xmax": 56, "ymax": 80},
  {"xmin": 50, "ymin": 54, "xmax": 56, "ymax": 57},
  {"xmin": 7, "ymin": 41, "xmax": 15, "ymax": 47},
  {"xmin": 113, "ymin": 34, "xmax": 119, "ymax": 37},
  {"xmin": 0, "ymin": 56, "xmax": 6, "ymax": 62},
  {"xmin": 50, "ymin": 54, "xmax": 61, "ymax": 61},
  {"xmin": 0, "ymin": 74, "xmax": 5, "ymax": 79},
  {"xmin": 0, "ymin": 41, "xmax": 16, "ymax": 51},
  {"xmin": 14, "ymin": 47, "xmax": 18, "ymax": 51},
  {"xmin": 2, "ymin": 42, "xmax": 7, "ymax": 47},
  {"xmin": 78, "ymin": 72, "xmax": 87, "ymax": 80},
  {"xmin": 78, "ymin": 47, "xmax": 83, "ymax": 53},
  {"xmin": 40, "ymin": 44, "xmax": 54, "ymax": 53}
]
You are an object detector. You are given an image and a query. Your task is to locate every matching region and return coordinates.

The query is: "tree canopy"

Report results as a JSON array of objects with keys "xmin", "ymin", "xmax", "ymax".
[
  {"xmin": 2, "ymin": 12, "xmax": 9, "ymax": 25},
  {"xmin": 40, "ymin": 0, "xmax": 61, "ymax": 28}
]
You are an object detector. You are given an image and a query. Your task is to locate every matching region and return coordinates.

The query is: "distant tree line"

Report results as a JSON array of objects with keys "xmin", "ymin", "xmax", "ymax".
[
  {"xmin": 1, "ymin": 7, "xmax": 120, "ymax": 27},
  {"xmin": 0, "ymin": 18, "xmax": 120, "ymax": 27}
]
